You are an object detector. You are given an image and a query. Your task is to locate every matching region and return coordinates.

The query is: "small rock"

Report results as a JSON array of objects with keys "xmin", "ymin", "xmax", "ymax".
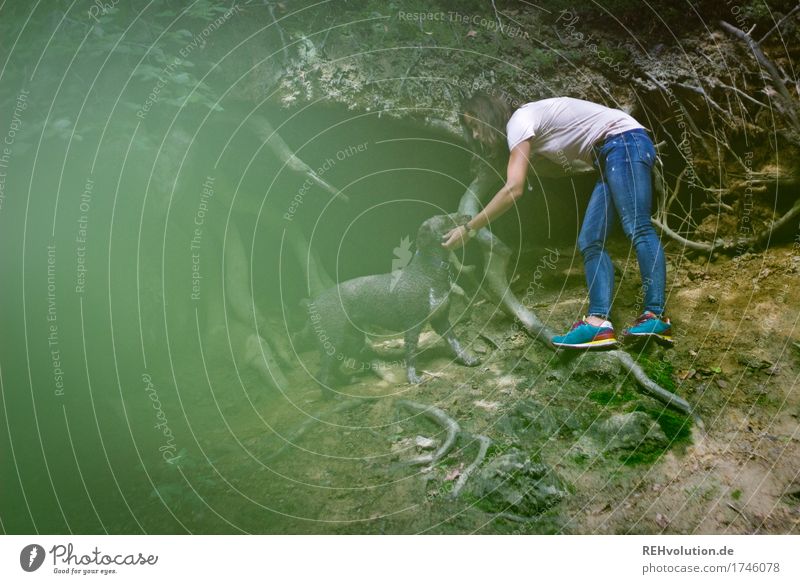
[
  {"xmin": 545, "ymin": 369, "xmax": 564, "ymax": 382},
  {"xmin": 715, "ymin": 378, "xmax": 729, "ymax": 389},
  {"xmin": 415, "ymin": 435, "xmax": 436, "ymax": 450},
  {"xmin": 594, "ymin": 412, "xmax": 669, "ymax": 454},
  {"xmin": 473, "ymin": 400, "xmax": 500, "ymax": 411},
  {"xmin": 468, "ymin": 450, "xmax": 567, "ymax": 516},
  {"xmin": 655, "ymin": 513, "xmax": 670, "ymax": 529},
  {"xmin": 707, "ymin": 295, "xmax": 718, "ymax": 303},
  {"xmin": 737, "ymin": 353, "xmax": 773, "ymax": 370},
  {"xmin": 569, "ymin": 352, "xmax": 622, "ymax": 379}
]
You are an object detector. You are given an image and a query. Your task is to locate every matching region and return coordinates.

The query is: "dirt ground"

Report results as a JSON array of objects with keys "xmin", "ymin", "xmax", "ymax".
[
  {"xmin": 119, "ymin": 234, "xmax": 799, "ymax": 535},
  {"xmin": 576, "ymin": 241, "xmax": 800, "ymax": 535},
  {"xmin": 517, "ymin": 240, "xmax": 800, "ymax": 534},
  {"xmin": 191, "ymin": 238, "xmax": 798, "ymax": 534}
]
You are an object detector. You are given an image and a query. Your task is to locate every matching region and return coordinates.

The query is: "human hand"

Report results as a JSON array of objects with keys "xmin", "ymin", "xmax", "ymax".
[{"xmin": 441, "ymin": 225, "xmax": 470, "ymax": 251}]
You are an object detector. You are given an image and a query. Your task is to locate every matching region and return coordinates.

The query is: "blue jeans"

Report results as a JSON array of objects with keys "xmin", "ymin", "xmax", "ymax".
[{"xmin": 578, "ymin": 128, "xmax": 666, "ymax": 318}]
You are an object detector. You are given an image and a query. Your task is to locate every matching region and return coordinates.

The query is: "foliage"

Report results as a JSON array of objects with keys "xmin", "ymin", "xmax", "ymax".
[
  {"xmin": 637, "ymin": 354, "xmax": 677, "ymax": 393},
  {"xmin": 0, "ymin": 0, "xmax": 232, "ymax": 142}
]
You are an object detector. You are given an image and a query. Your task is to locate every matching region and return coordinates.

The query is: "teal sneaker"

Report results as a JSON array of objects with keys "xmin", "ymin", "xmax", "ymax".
[
  {"xmin": 552, "ymin": 317, "xmax": 618, "ymax": 349},
  {"xmin": 622, "ymin": 311, "xmax": 673, "ymax": 345}
]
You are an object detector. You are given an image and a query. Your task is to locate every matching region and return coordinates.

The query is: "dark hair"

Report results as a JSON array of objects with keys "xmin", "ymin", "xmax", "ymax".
[{"xmin": 461, "ymin": 91, "xmax": 514, "ymax": 153}]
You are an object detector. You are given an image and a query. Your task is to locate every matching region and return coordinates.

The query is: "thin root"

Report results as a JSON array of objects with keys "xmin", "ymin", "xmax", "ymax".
[
  {"xmin": 451, "ymin": 434, "xmax": 491, "ymax": 498},
  {"xmin": 610, "ymin": 350, "xmax": 701, "ymax": 426},
  {"xmin": 495, "ymin": 511, "xmax": 537, "ymax": 523},
  {"xmin": 398, "ymin": 400, "xmax": 460, "ymax": 466},
  {"xmin": 266, "ymin": 399, "xmax": 364, "ymax": 462}
]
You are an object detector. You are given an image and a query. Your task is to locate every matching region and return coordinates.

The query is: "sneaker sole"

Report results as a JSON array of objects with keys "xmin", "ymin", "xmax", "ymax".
[
  {"xmin": 552, "ymin": 338, "xmax": 619, "ymax": 349},
  {"xmin": 624, "ymin": 332, "xmax": 674, "ymax": 346}
]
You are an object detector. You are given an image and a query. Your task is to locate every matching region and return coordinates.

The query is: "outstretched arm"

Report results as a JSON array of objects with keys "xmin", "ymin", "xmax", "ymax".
[{"xmin": 442, "ymin": 140, "xmax": 531, "ymax": 250}]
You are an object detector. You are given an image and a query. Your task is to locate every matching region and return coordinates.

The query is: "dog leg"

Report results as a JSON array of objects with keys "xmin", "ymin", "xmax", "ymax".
[
  {"xmin": 316, "ymin": 355, "xmax": 340, "ymax": 399},
  {"xmin": 404, "ymin": 326, "xmax": 424, "ymax": 384},
  {"xmin": 430, "ymin": 315, "xmax": 480, "ymax": 367},
  {"xmin": 243, "ymin": 331, "xmax": 289, "ymax": 388}
]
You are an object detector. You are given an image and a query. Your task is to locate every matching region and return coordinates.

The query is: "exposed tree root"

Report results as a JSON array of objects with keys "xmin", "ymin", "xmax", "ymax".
[
  {"xmin": 720, "ymin": 20, "xmax": 799, "ymax": 131},
  {"xmin": 450, "ymin": 434, "xmax": 491, "ymax": 498},
  {"xmin": 652, "ymin": 169, "xmax": 800, "ymax": 255},
  {"xmin": 224, "ymin": 223, "xmax": 292, "ymax": 387},
  {"xmin": 651, "ymin": 216, "xmax": 720, "ymax": 254},
  {"xmin": 457, "ymin": 164, "xmax": 554, "ymax": 344},
  {"xmin": 456, "ymin": 162, "xmax": 698, "ymax": 419},
  {"xmin": 449, "ymin": 282, "xmax": 467, "ymax": 298},
  {"xmin": 247, "ymin": 113, "xmax": 348, "ymax": 202},
  {"xmin": 632, "ymin": 20, "xmax": 800, "ymax": 258},
  {"xmin": 243, "ymin": 330, "xmax": 289, "ymax": 389},
  {"xmin": 757, "ymin": 4, "xmax": 800, "ymax": 44},
  {"xmin": 265, "ymin": 399, "xmax": 365, "ymax": 462},
  {"xmin": 477, "ymin": 331, "xmax": 502, "ymax": 350},
  {"xmin": 398, "ymin": 400, "xmax": 460, "ymax": 466},
  {"xmin": 494, "ymin": 511, "xmax": 538, "ymax": 523},
  {"xmin": 633, "ymin": 47, "xmax": 796, "ymax": 254},
  {"xmin": 279, "ymin": 220, "xmax": 336, "ymax": 298},
  {"xmin": 398, "ymin": 400, "xmax": 490, "ymax": 496},
  {"xmin": 447, "ymin": 251, "xmax": 477, "ymax": 275},
  {"xmin": 610, "ymin": 351, "xmax": 702, "ymax": 428}
]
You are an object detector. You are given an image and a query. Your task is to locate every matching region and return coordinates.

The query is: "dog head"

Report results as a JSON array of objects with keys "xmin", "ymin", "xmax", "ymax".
[{"xmin": 415, "ymin": 213, "xmax": 472, "ymax": 251}]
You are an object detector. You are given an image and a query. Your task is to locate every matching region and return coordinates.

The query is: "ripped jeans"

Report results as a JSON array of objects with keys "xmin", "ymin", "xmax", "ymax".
[{"xmin": 577, "ymin": 128, "xmax": 666, "ymax": 318}]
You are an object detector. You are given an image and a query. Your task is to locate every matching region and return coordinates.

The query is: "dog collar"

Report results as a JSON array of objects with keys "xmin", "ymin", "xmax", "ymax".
[{"xmin": 415, "ymin": 250, "xmax": 451, "ymax": 271}]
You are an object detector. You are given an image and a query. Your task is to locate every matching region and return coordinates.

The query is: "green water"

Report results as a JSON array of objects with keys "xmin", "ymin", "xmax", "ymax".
[
  {"xmin": 0, "ymin": 96, "xmax": 474, "ymax": 533},
  {"xmin": 0, "ymin": 1, "xmax": 599, "ymax": 535}
]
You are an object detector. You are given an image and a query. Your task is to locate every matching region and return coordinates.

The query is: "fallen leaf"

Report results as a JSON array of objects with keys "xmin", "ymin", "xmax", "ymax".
[{"xmin": 466, "ymin": 30, "xmax": 478, "ymax": 38}]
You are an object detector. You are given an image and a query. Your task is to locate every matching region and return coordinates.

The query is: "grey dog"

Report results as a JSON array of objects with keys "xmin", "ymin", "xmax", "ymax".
[{"xmin": 309, "ymin": 213, "xmax": 479, "ymax": 394}]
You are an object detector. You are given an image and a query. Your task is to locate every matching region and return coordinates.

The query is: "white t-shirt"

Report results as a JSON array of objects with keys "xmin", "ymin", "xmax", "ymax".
[{"xmin": 506, "ymin": 97, "xmax": 645, "ymax": 166}]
